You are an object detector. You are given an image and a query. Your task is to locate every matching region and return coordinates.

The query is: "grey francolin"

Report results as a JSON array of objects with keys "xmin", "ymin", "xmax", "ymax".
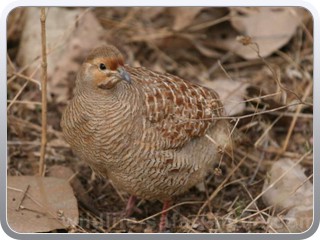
[{"xmin": 61, "ymin": 45, "xmax": 233, "ymax": 232}]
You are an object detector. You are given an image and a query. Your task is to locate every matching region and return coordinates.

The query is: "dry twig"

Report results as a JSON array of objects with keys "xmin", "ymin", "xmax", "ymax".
[{"xmin": 39, "ymin": 8, "xmax": 48, "ymax": 176}]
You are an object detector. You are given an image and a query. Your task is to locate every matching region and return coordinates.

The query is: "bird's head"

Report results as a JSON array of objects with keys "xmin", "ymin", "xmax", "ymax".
[{"xmin": 79, "ymin": 45, "xmax": 131, "ymax": 90}]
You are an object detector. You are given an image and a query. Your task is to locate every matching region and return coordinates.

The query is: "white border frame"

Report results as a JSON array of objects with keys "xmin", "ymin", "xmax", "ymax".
[{"xmin": 1, "ymin": 1, "xmax": 319, "ymax": 239}]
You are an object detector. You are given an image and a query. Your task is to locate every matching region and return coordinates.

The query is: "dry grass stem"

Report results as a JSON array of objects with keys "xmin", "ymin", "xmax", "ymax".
[
  {"xmin": 280, "ymin": 82, "xmax": 312, "ymax": 154},
  {"xmin": 107, "ymin": 201, "xmax": 204, "ymax": 232},
  {"xmin": 39, "ymin": 7, "xmax": 48, "ymax": 176},
  {"xmin": 192, "ymin": 155, "xmax": 247, "ymax": 226}
]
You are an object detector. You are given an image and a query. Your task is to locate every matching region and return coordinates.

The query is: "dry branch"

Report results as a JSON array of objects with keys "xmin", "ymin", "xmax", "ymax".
[{"xmin": 39, "ymin": 7, "xmax": 48, "ymax": 176}]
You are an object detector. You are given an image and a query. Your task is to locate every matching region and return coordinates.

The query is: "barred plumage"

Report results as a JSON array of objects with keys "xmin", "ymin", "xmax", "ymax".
[{"xmin": 61, "ymin": 45, "xmax": 233, "ymax": 230}]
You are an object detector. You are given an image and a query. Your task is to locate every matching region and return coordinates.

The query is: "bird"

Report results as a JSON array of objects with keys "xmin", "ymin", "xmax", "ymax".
[{"xmin": 61, "ymin": 45, "xmax": 233, "ymax": 232}]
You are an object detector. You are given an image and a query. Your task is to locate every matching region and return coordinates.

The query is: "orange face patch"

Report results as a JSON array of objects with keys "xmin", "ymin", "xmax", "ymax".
[
  {"xmin": 92, "ymin": 57, "xmax": 124, "ymax": 71},
  {"xmin": 106, "ymin": 57, "xmax": 124, "ymax": 70},
  {"xmin": 92, "ymin": 70, "xmax": 110, "ymax": 87},
  {"xmin": 88, "ymin": 56, "xmax": 125, "ymax": 89}
]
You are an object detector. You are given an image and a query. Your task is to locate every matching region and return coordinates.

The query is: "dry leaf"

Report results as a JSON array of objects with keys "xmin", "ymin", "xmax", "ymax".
[
  {"xmin": 262, "ymin": 158, "xmax": 313, "ymax": 209},
  {"xmin": 47, "ymin": 165, "xmax": 98, "ymax": 214},
  {"xmin": 171, "ymin": 7, "xmax": 205, "ymax": 31},
  {"xmin": 17, "ymin": 7, "xmax": 83, "ymax": 83},
  {"xmin": 201, "ymin": 78, "xmax": 248, "ymax": 116},
  {"xmin": 227, "ymin": 7, "xmax": 305, "ymax": 59},
  {"xmin": 179, "ymin": 34, "xmax": 222, "ymax": 58},
  {"xmin": 49, "ymin": 10, "xmax": 106, "ymax": 103},
  {"xmin": 7, "ymin": 176, "xmax": 78, "ymax": 233},
  {"xmin": 268, "ymin": 207, "xmax": 313, "ymax": 233},
  {"xmin": 17, "ymin": 8, "xmax": 105, "ymax": 103},
  {"xmin": 192, "ymin": 41, "xmax": 222, "ymax": 58},
  {"xmin": 262, "ymin": 158, "xmax": 313, "ymax": 233},
  {"xmin": 47, "ymin": 165, "xmax": 77, "ymax": 181}
]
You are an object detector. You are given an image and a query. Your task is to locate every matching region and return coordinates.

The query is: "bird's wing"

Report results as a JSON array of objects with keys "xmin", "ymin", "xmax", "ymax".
[{"xmin": 129, "ymin": 67, "xmax": 225, "ymax": 149}]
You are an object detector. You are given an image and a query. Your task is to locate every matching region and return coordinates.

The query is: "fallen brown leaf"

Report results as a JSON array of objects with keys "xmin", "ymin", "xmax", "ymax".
[
  {"xmin": 17, "ymin": 7, "xmax": 105, "ymax": 103},
  {"xmin": 201, "ymin": 78, "xmax": 248, "ymax": 116},
  {"xmin": 7, "ymin": 176, "xmax": 78, "ymax": 233},
  {"xmin": 262, "ymin": 158, "xmax": 313, "ymax": 233},
  {"xmin": 171, "ymin": 7, "xmax": 205, "ymax": 31},
  {"xmin": 47, "ymin": 165, "xmax": 99, "ymax": 215},
  {"xmin": 228, "ymin": 7, "xmax": 305, "ymax": 59}
]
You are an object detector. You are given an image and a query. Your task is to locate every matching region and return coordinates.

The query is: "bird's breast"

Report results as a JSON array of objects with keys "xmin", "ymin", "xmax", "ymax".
[{"xmin": 61, "ymin": 94, "xmax": 144, "ymax": 175}]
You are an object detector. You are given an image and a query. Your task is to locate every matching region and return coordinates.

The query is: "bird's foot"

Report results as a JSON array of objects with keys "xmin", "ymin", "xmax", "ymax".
[
  {"xmin": 125, "ymin": 195, "xmax": 142, "ymax": 217},
  {"xmin": 159, "ymin": 200, "xmax": 171, "ymax": 232}
]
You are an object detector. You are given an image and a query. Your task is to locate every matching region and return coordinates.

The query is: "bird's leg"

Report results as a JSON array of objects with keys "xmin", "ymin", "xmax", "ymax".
[
  {"xmin": 159, "ymin": 200, "xmax": 171, "ymax": 232},
  {"xmin": 100, "ymin": 195, "xmax": 139, "ymax": 222},
  {"xmin": 125, "ymin": 195, "xmax": 137, "ymax": 217}
]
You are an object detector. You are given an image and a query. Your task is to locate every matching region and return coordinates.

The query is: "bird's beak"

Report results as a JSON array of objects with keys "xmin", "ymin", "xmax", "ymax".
[{"xmin": 117, "ymin": 67, "xmax": 131, "ymax": 84}]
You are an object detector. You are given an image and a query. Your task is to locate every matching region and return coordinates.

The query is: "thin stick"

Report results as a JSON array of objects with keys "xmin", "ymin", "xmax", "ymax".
[
  {"xmin": 280, "ymin": 81, "xmax": 312, "ymax": 154},
  {"xmin": 15, "ymin": 185, "xmax": 30, "ymax": 211},
  {"xmin": 237, "ymin": 36, "xmax": 307, "ymax": 105},
  {"xmin": 7, "ymin": 81, "xmax": 29, "ymax": 111},
  {"xmin": 13, "ymin": 72, "xmax": 41, "ymax": 89},
  {"xmin": 192, "ymin": 155, "xmax": 247, "ymax": 226},
  {"xmin": 107, "ymin": 200, "xmax": 204, "ymax": 232},
  {"xmin": 39, "ymin": 7, "xmax": 48, "ymax": 176},
  {"xmin": 8, "ymin": 115, "xmax": 63, "ymax": 138},
  {"xmin": 7, "ymin": 100, "xmax": 42, "ymax": 105},
  {"xmin": 7, "ymin": 63, "xmax": 41, "ymax": 111}
]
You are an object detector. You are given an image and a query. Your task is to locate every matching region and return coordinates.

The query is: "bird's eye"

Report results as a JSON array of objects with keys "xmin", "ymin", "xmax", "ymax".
[{"xmin": 99, "ymin": 63, "xmax": 107, "ymax": 70}]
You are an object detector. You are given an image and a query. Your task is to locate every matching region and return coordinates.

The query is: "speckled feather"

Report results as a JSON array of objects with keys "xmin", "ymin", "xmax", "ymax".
[
  {"xmin": 61, "ymin": 45, "xmax": 232, "ymax": 201},
  {"xmin": 126, "ymin": 66, "xmax": 224, "ymax": 148}
]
